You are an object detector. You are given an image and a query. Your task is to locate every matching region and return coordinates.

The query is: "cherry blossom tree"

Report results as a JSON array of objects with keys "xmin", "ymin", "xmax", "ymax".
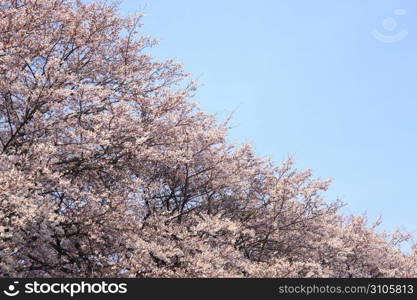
[{"xmin": 0, "ymin": 0, "xmax": 415, "ymax": 278}]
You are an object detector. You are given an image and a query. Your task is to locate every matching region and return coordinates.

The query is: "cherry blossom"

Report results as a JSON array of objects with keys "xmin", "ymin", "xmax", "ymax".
[{"xmin": 0, "ymin": 0, "xmax": 415, "ymax": 278}]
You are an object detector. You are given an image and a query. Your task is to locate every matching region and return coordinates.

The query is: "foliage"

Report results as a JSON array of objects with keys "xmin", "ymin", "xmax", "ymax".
[{"xmin": 0, "ymin": 0, "xmax": 415, "ymax": 277}]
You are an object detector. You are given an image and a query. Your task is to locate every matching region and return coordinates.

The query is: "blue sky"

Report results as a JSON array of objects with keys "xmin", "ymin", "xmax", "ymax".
[{"xmin": 119, "ymin": 0, "xmax": 417, "ymax": 237}]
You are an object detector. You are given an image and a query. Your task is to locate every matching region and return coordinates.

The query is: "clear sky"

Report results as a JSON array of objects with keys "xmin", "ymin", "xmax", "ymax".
[{"xmin": 119, "ymin": 0, "xmax": 417, "ymax": 237}]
